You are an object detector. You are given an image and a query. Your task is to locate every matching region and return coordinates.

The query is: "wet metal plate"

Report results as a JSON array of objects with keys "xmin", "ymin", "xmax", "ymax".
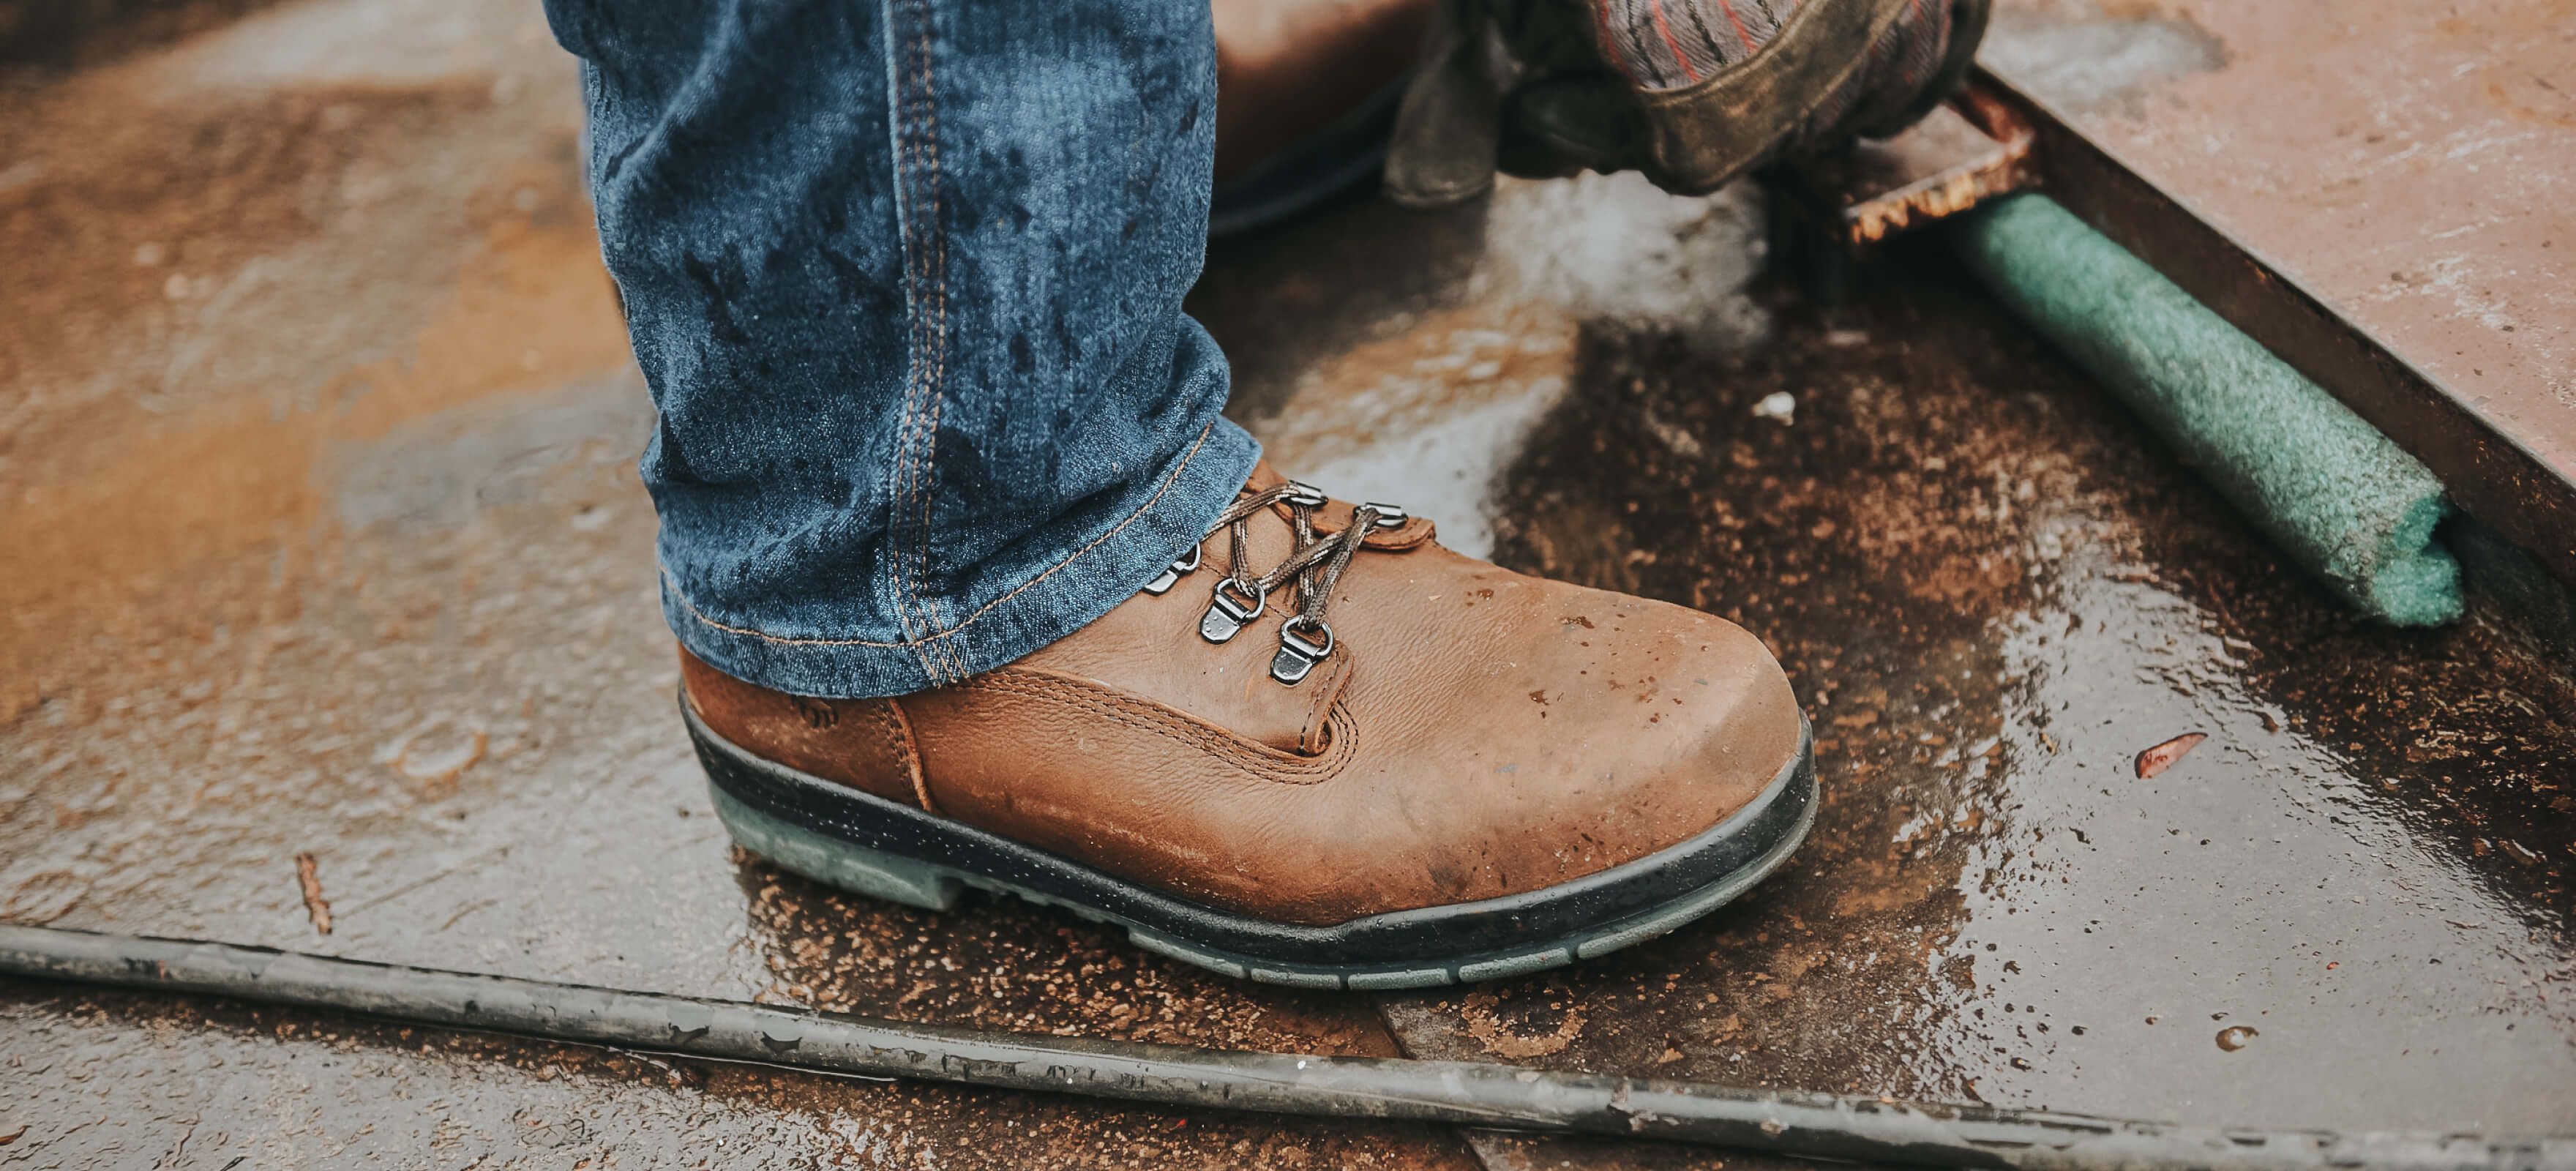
[{"xmin": 1979, "ymin": 0, "xmax": 2576, "ymax": 587}]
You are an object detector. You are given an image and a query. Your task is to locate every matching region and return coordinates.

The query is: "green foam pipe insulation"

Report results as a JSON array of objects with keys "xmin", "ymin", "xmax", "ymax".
[{"xmin": 1949, "ymin": 194, "xmax": 2462, "ymax": 626}]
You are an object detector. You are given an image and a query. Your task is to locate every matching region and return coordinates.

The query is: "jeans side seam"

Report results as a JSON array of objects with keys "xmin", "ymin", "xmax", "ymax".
[
  {"xmin": 883, "ymin": 0, "xmax": 948, "ymax": 685},
  {"xmin": 662, "ymin": 419, "xmax": 1220, "ymax": 651},
  {"xmin": 910, "ymin": 0, "xmax": 950, "ymax": 682},
  {"xmin": 920, "ymin": 80, "xmax": 967, "ymax": 685},
  {"xmin": 881, "ymin": 0, "xmax": 924, "ymax": 667},
  {"xmin": 905, "ymin": 0, "xmax": 967, "ymax": 684}
]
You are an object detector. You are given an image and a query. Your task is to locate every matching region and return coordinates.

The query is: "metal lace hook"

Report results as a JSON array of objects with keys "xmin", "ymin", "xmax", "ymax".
[
  {"xmin": 1139, "ymin": 542, "xmax": 1203, "ymax": 596},
  {"xmin": 1360, "ymin": 503, "xmax": 1408, "ymax": 528}
]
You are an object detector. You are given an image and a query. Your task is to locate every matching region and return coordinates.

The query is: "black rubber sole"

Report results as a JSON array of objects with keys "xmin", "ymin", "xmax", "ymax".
[{"xmin": 685, "ymin": 697, "xmax": 1815, "ymax": 989}]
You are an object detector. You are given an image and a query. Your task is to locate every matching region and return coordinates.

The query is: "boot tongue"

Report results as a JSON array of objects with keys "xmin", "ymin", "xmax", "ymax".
[
  {"xmin": 1243, "ymin": 459, "xmax": 1290, "ymax": 495},
  {"xmin": 1248, "ymin": 460, "xmax": 1438, "ymax": 548}
]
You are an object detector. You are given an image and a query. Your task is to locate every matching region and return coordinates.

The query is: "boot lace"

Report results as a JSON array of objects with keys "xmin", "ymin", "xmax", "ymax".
[{"xmin": 1137, "ymin": 481, "xmax": 1407, "ymax": 686}]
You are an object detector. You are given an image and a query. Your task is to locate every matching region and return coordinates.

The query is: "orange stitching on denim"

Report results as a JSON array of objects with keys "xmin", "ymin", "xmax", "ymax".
[
  {"xmin": 663, "ymin": 420, "xmax": 1220, "ymax": 651},
  {"xmin": 664, "ymin": 571, "xmax": 907, "ymax": 646}
]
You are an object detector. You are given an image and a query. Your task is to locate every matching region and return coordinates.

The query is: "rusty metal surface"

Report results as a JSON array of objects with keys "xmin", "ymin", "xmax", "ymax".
[
  {"xmin": 1976, "ymin": 0, "xmax": 2576, "ymax": 588},
  {"xmin": 2, "ymin": 0, "xmax": 2572, "ymax": 1167},
  {"xmin": 1772, "ymin": 92, "xmax": 2037, "ymax": 250}
]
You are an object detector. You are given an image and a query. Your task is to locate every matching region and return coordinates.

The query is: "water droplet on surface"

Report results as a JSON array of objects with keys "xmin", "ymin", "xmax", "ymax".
[
  {"xmin": 378, "ymin": 716, "xmax": 490, "ymax": 795},
  {"xmin": 2216, "ymin": 1025, "xmax": 2258, "ymax": 1052}
]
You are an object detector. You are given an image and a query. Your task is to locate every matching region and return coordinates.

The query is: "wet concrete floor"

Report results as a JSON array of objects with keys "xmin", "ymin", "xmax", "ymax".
[{"xmin": 3, "ymin": 0, "xmax": 2572, "ymax": 1167}]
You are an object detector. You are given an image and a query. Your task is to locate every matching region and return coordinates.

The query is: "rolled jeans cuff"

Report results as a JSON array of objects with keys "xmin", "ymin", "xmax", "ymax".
[{"xmin": 663, "ymin": 417, "xmax": 1261, "ymax": 699}]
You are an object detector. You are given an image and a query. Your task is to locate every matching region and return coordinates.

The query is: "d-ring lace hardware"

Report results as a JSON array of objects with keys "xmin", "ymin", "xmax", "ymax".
[
  {"xmin": 1143, "ymin": 480, "xmax": 1407, "ymax": 686},
  {"xmin": 1269, "ymin": 616, "xmax": 1336, "ymax": 685},
  {"xmin": 1199, "ymin": 577, "xmax": 1267, "ymax": 643}
]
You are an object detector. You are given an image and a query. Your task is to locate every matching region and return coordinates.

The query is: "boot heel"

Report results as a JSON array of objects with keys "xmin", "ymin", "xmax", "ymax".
[{"xmin": 707, "ymin": 784, "xmax": 965, "ymax": 912}]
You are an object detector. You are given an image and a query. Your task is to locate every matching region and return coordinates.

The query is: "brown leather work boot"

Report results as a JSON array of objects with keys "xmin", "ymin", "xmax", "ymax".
[{"xmin": 681, "ymin": 465, "xmax": 1813, "ymax": 989}]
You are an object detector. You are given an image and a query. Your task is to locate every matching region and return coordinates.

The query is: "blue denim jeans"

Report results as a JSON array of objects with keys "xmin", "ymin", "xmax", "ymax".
[{"xmin": 545, "ymin": 0, "xmax": 1263, "ymax": 697}]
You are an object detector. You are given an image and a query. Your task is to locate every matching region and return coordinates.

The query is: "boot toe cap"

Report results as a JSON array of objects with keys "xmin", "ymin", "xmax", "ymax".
[{"xmin": 1321, "ymin": 593, "xmax": 1805, "ymax": 917}]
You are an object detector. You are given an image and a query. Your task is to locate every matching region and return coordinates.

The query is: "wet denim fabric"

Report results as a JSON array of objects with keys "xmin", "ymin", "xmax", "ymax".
[{"xmin": 545, "ymin": 0, "xmax": 1262, "ymax": 697}]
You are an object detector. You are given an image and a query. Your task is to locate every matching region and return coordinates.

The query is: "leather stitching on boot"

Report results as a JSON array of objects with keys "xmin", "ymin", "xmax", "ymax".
[
  {"xmin": 959, "ymin": 669, "xmax": 1361, "ymax": 780},
  {"xmin": 864, "ymin": 697, "xmax": 935, "ymax": 814}
]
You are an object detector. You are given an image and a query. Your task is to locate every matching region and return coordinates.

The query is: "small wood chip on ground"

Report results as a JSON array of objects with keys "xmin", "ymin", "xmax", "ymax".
[
  {"xmin": 295, "ymin": 852, "xmax": 334, "ymax": 935},
  {"xmin": 2134, "ymin": 732, "xmax": 2208, "ymax": 779}
]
